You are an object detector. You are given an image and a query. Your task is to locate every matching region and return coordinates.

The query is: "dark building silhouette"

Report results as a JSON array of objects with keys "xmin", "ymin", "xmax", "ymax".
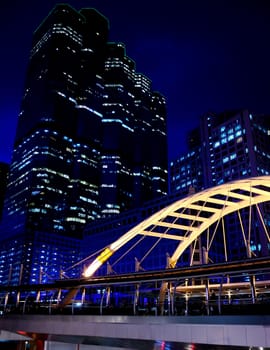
[
  {"xmin": 100, "ymin": 42, "xmax": 167, "ymax": 215},
  {"xmin": 0, "ymin": 4, "xmax": 167, "ymax": 285}
]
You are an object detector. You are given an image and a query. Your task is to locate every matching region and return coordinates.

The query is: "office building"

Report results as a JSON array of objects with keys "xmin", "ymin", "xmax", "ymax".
[
  {"xmin": 100, "ymin": 42, "xmax": 167, "ymax": 215},
  {"xmin": 0, "ymin": 4, "xmax": 167, "ymax": 285},
  {"xmin": 171, "ymin": 110, "xmax": 270, "ymax": 261},
  {"xmin": 169, "ymin": 128, "xmax": 203, "ymax": 195}
]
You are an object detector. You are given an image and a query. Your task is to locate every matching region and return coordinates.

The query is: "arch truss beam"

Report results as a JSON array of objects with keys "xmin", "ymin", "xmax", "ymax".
[{"xmin": 83, "ymin": 176, "xmax": 270, "ymax": 277}]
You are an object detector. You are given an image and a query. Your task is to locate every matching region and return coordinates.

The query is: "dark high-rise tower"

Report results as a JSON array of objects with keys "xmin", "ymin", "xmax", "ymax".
[
  {"xmin": 6, "ymin": 5, "xmax": 108, "ymax": 238},
  {"xmin": 0, "ymin": 4, "xmax": 168, "ymax": 284},
  {"xmin": 100, "ymin": 43, "xmax": 167, "ymax": 215}
]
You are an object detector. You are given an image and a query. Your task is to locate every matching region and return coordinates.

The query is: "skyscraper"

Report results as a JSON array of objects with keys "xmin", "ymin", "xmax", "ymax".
[
  {"xmin": 0, "ymin": 4, "xmax": 167, "ymax": 285},
  {"xmin": 100, "ymin": 42, "xmax": 167, "ymax": 215}
]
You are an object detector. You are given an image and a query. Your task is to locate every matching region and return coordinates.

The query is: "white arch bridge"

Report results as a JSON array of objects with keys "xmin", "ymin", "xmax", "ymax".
[
  {"xmin": 83, "ymin": 175, "xmax": 270, "ymax": 277},
  {"xmin": 60, "ymin": 176, "xmax": 270, "ymax": 309}
]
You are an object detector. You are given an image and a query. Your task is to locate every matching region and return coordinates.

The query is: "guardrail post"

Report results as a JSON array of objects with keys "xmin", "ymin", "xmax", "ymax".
[
  {"xmin": 250, "ymin": 274, "xmax": 257, "ymax": 304},
  {"xmin": 218, "ymin": 275, "xmax": 224, "ymax": 315},
  {"xmin": 205, "ymin": 278, "xmax": 210, "ymax": 315},
  {"xmin": 133, "ymin": 283, "xmax": 140, "ymax": 315}
]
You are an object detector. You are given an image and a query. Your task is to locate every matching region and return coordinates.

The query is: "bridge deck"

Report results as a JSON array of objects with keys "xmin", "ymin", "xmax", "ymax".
[{"xmin": 1, "ymin": 314, "xmax": 270, "ymax": 348}]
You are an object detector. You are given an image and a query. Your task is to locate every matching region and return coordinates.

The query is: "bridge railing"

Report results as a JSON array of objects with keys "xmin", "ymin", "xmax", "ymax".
[
  {"xmin": 2, "ymin": 257, "xmax": 270, "ymax": 317},
  {"xmin": 2, "ymin": 296, "xmax": 270, "ymax": 317},
  {"xmin": 2, "ymin": 281, "xmax": 270, "ymax": 317}
]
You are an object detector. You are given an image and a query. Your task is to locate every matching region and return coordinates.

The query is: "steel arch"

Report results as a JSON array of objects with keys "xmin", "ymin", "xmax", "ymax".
[{"xmin": 83, "ymin": 176, "xmax": 270, "ymax": 278}]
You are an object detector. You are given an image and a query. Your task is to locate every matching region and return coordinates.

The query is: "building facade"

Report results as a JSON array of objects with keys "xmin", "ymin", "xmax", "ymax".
[
  {"xmin": 0, "ymin": 4, "xmax": 167, "ymax": 285},
  {"xmin": 170, "ymin": 110, "xmax": 270, "ymax": 262},
  {"xmin": 100, "ymin": 42, "xmax": 167, "ymax": 216},
  {"xmin": 169, "ymin": 127, "xmax": 203, "ymax": 195},
  {"xmin": 200, "ymin": 110, "xmax": 270, "ymax": 186}
]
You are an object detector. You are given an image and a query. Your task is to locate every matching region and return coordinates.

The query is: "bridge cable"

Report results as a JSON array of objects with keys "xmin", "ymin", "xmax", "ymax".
[
  {"xmin": 64, "ymin": 246, "xmax": 108, "ymax": 272},
  {"xmin": 111, "ymin": 235, "xmax": 146, "ymax": 268},
  {"xmin": 237, "ymin": 210, "xmax": 252, "ymax": 256},
  {"xmin": 256, "ymin": 203, "xmax": 270, "ymax": 243},
  {"xmin": 222, "ymin": 216, "xmax": 228, "ymax": 262}
]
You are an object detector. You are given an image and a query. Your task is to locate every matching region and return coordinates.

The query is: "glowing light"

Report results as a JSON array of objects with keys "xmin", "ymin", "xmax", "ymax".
[
  {"xmin": 83, "ymin": 247, "xmax": 113, "ymax": 277},
  {"xmin": 83, "ymin": 259, "xmax": 103, "ymax": 278}
]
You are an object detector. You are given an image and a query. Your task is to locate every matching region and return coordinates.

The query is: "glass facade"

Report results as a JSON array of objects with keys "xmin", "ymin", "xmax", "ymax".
[
  {"xmin": 0, "ymin": 232, "xmax": 81, "ymax": 285},
  {"xmin": 0, "ymin": 4, "xmax": 168, "ymax": 285},
  {"xmin": 171, "ymin": 110, "xmax": 270, "ymax": 261},
  {"xmin": 100, "ymin": 43, "xmax": 167, "ymax": 216},
  {"xmin": 169, "ymin": 128, "xmax": 203, "ymax": 195}
]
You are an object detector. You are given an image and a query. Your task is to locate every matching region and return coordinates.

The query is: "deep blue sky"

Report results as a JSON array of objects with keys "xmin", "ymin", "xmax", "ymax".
[{"xmin": 1, "ymin": 0, "xmax": 270, "ymax": 164}]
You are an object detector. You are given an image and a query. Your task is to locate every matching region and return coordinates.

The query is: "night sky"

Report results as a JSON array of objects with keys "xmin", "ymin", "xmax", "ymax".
[{"xmin": 1, "ymin": 0, "xmax": 270, "ymax": 164}]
